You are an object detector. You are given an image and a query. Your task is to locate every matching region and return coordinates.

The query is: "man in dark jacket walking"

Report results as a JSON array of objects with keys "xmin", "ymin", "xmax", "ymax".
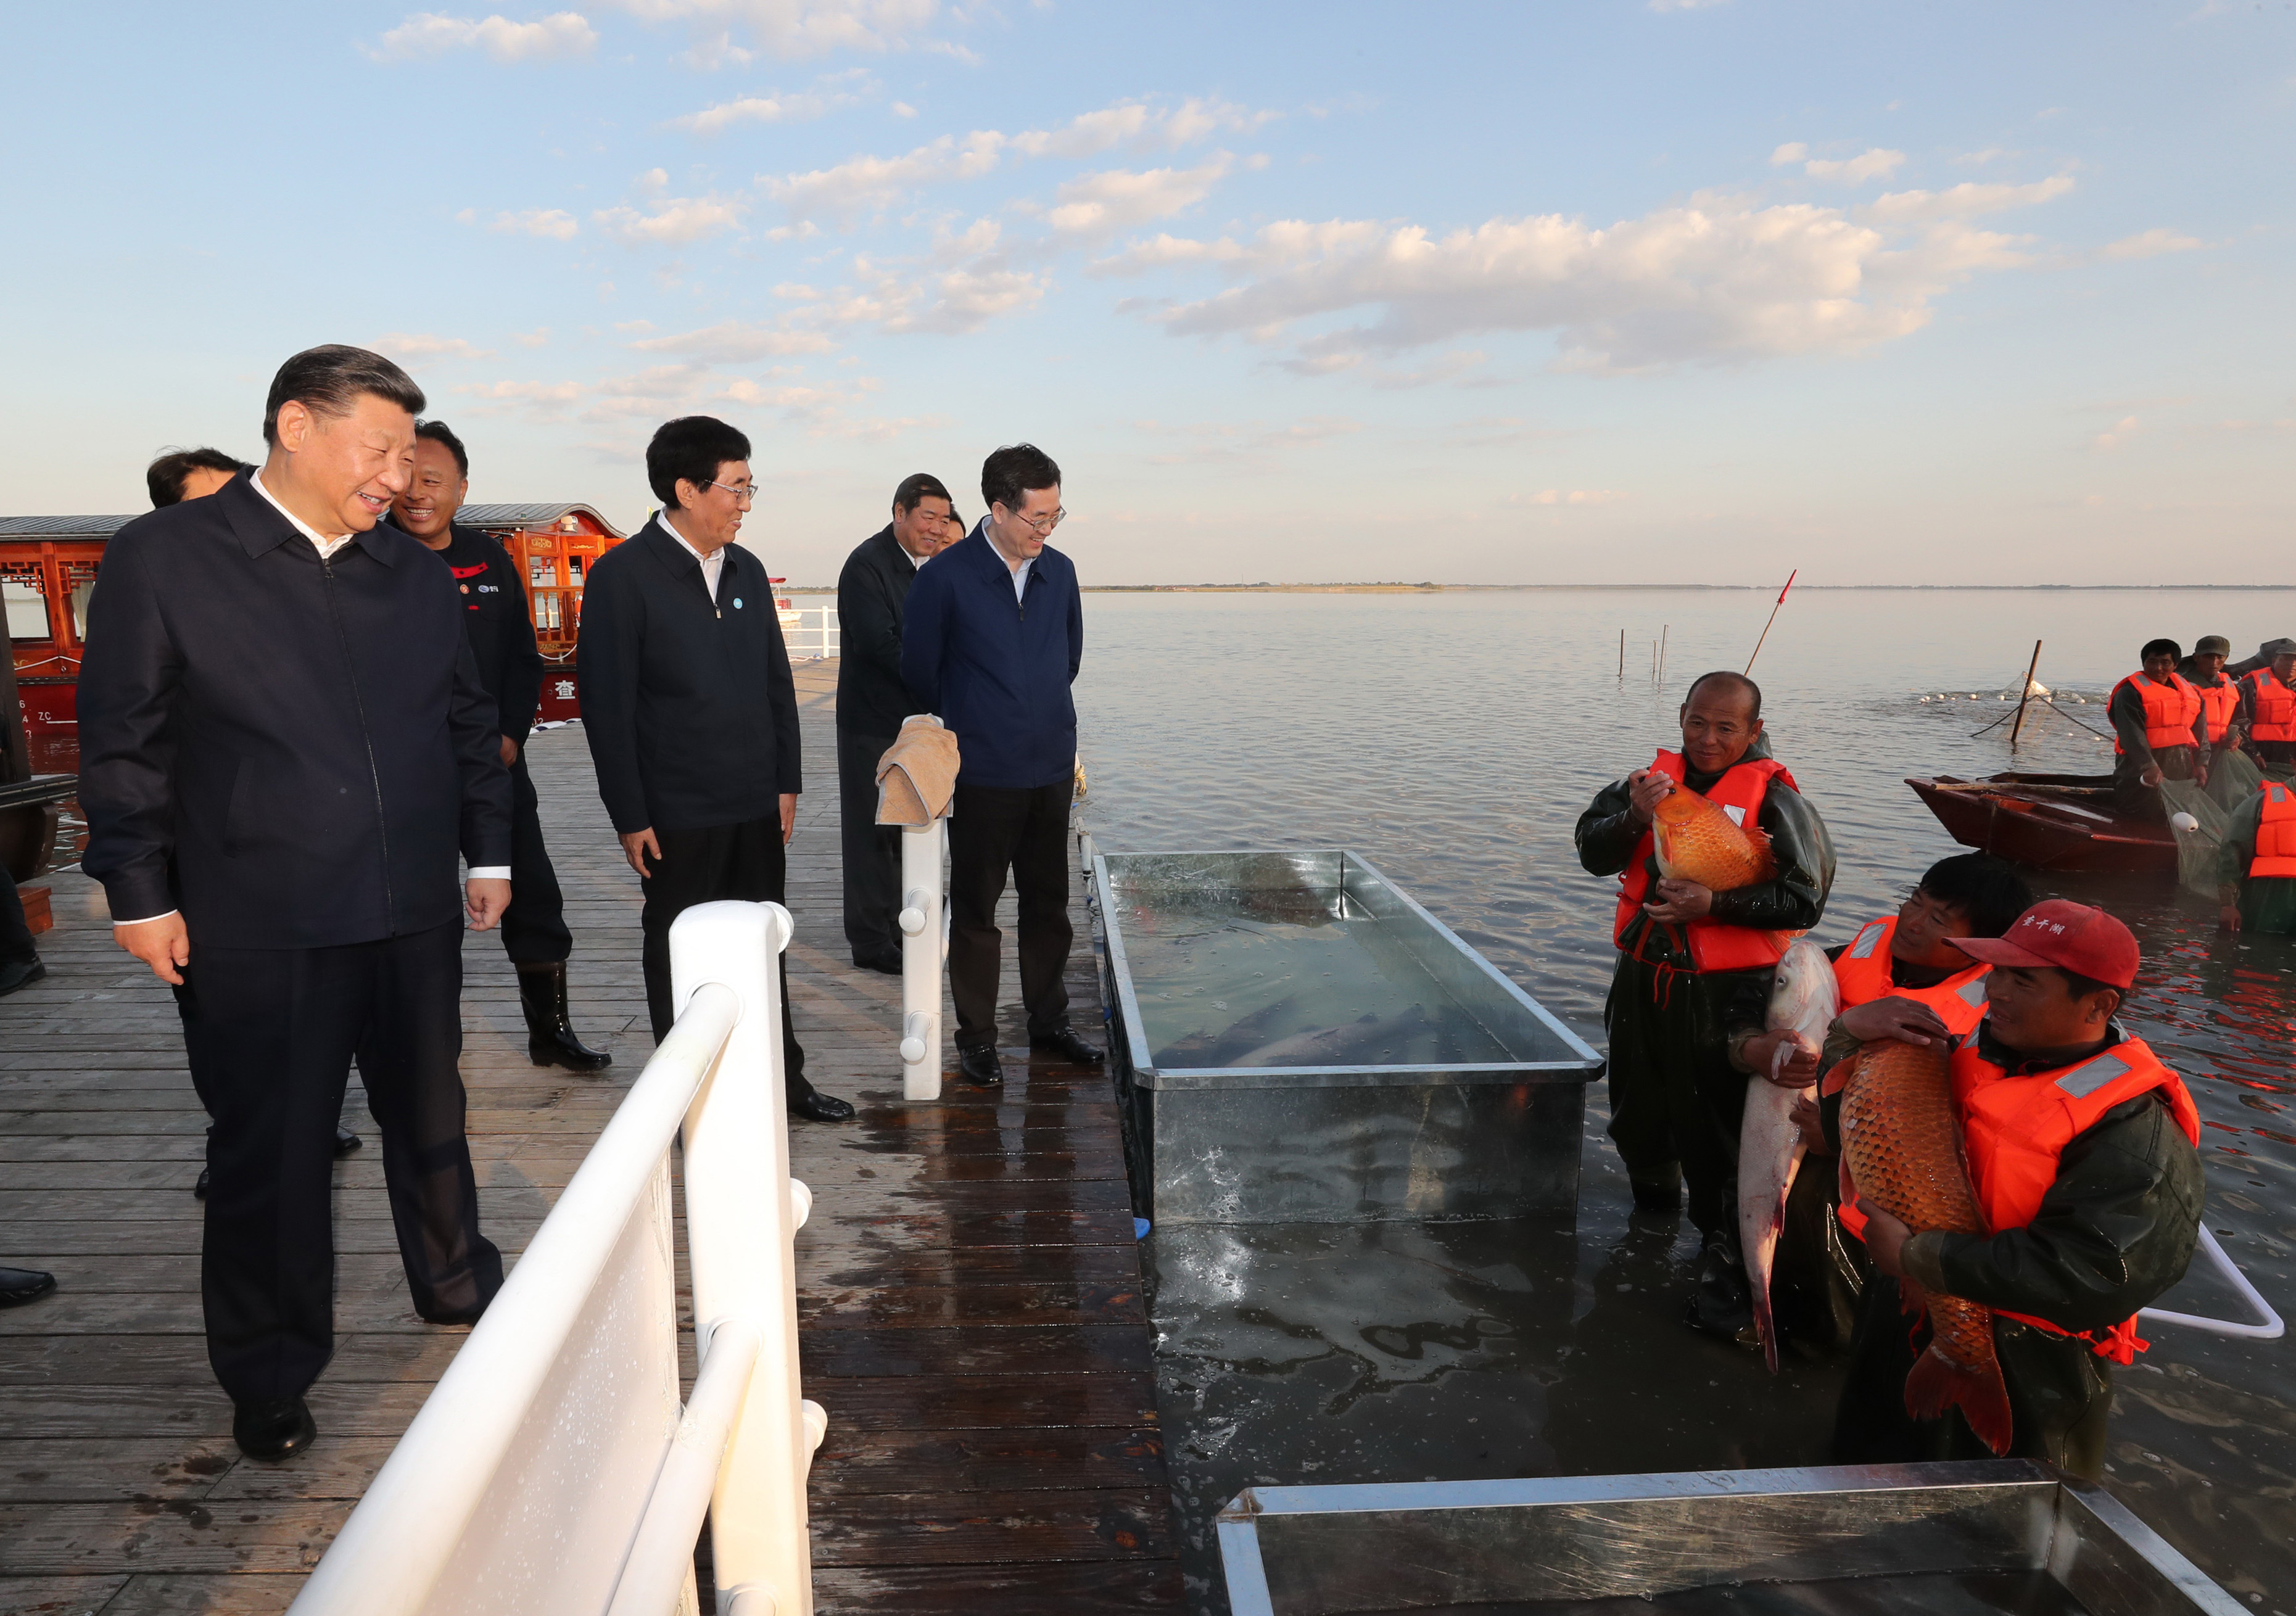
[
  {"xmin": 79, "ymin": 345, "xmax": 515, "ymax": 1461},
  {"xmin": 577, "ymin": 415, "xmax": 852, "ymax": 1123},
  {"xmin": 389, "ymin": 420, "xmax": 608, "ymax": 1071},
  {"xmin": 836, "ymin": 472, "xmax": 954, "ymax": 972},
  {"xmin": 901, "ymin": 443, "xmax": 1101, "ymax": 1087}
]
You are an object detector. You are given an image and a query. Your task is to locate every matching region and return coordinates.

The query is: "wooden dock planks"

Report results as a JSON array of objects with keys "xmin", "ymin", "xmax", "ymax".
[{"xmin": 0, "ymin": 660, "xmax": 1177, "ymax": 1614}]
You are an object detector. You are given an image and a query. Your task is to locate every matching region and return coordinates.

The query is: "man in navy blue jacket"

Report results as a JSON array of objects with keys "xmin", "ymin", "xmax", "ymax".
[
  {"xmin": 78, "ymin": 346, "xmax": 514, "ymax": 1461},
  {"xmin": 901, "ymin": 443, "xmax": 1101, "ymax": 1086}
]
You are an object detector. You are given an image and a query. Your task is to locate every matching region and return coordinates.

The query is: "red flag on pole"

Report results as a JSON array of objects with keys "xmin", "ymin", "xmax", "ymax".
[{"xmin": 1745, "ymin": 569, "xmax": 1799, "ymax": 675}]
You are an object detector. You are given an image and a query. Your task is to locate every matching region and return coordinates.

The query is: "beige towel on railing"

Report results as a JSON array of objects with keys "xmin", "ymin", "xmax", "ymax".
[{"xmin": 875, "ymin": 715, "xmax": 959, "ymax": 825}]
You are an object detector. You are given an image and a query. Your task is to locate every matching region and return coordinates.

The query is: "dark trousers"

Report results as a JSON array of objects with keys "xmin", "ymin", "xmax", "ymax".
[
  {"xmin": 640, "ymin": 817, "xmax": 811, "ymax": 1100},
  {"xmin": 0, "ymin": 875, "xmax": 35, "ymax": 965},
  {"xmin": 176, "ymin": 922, "xmax": 500, "ymax": 1404},
  {"xmin": 948, "ymin": 780, "xmax": 1072, "ymax": 1051},
  {"xmin": 1601, "ymin": 952, "xmax": 1769, "ymax": 1238},
  {"xmin": 836, "ymin": 728, "xmax": 901, "ymax": 961},
  {"xmin": 1832, "ymin": 1274, "xmax": 2113, "ymax": 1480},
  {"xmin": 500, "ymin": 757, "xmax": 572, "ymax": 965}
]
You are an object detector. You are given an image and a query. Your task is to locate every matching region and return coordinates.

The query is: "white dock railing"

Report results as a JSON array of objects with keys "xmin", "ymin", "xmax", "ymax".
[
  {"xmin": 778, "ymin": 603, "xmax": 840, "ymax": 662},
  {"xmin": 289, "ymin": 901, "xmax": 825, "ymax": 1616}
]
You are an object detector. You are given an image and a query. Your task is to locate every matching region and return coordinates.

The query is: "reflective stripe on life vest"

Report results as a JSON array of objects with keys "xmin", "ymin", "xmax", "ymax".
[
  {"xmin": 1949, "ymin": 1034, "xmax": 2201, "ymax": 1365},
  {"xmin": 2254, "ymin": 783, "xmax": 2296, "ymax": 880},
  {"xmin": 2110, "ymin": 672, "xmax": 2204, "ymax": 756},
  {"xmin": 1613, "ymin": 748, "xmax": 1798, "ymax": 974},
  {"xmin": 1831, "ymin": 915, "xmax": 1992, "ymax": 1031},
  {"xmin": 2245, "ymin": 668, "xmax": 2296, "ymax": 744},
  {"xmin": 2194, "ymin": 678, "xmax": 2239, "ymax": 744}
]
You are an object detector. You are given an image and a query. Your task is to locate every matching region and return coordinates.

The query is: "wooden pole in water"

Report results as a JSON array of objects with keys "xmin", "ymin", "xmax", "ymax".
[
  {"xmin": 1618, "ymin": 629, "xmax": 1624, "ymax": 678},
  {"xmin": 1744, "ymin": 569, "xmax": 1799, "ymax": 675},
  {"xmin": 1659, "ymin": 625, "xmax": 1668, "ymax": 685},
  {"xmin": 2009, "ymin": 639, "xmax": 2044, "ymax": 747}
]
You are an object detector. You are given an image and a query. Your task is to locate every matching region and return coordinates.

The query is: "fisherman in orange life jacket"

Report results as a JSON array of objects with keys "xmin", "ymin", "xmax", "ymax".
[
  {"xmin": 1730, "ymin": 854, "xmax": 2033, "ymax": 1352},
  {"xmin": 1575, "ymin": 670, "xmax": 1836, "ymax": 1338},
  {"xmin": 2216, "ymin": 779, "xmax": 2296, "ymax": 935},
  {"xmin": 2236, "ymin": 643, "xmax": 2296, "ymax": 777},
  {"xmin": 2108, "ymin": 638, "xmax": 2208, "ymax": 820},
  {"xmin": 1822, "ymin": 901, "xmax": 2203, "ymax": 1478},
  {"xmin": 2176, "ymin": 635, "xmax": 2244, "ymax": 767}
]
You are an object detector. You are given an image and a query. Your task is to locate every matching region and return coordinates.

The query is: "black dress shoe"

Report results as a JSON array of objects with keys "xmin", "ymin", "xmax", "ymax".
[
  {"xmin": 854, "ymin": 950, "xmax": 904, "ymax": 976},
  {"xmin": 0, "ymin": 957, "xmax": 44, "ymax": 997},
  {"xmin": 956, "ymin": 1045, "xmax": 1004, "ymax": 1087},
  {"xmin": 333, "ymin": 1127, "xmax": 362, "ymax": 1158},
  {"xmin": 193, "ymin": 1166, "xmax": 209, "ymax": 1200},
  {"xmin": 516, "ymin": 961, "xmax": 613, "ymax": 1073},
  {"xmin": 1030, "ymin": 1024, "xmax": 1104, "ymax": 1064},
  {"xmin": 232, "ymin": 1395, "xmax": 316, "ymax": 1461},
  {"xmin": 790, "ymin": 1089, "xmax": 856, "ymax": 1123},
  {"xmin": 0, "ymin": 1267, "xmax": 57, "ymax": 1308}
]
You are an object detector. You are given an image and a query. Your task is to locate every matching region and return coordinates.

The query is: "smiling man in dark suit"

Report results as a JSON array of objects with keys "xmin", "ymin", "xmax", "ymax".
[
  {"xmin": 836, "ymin": 472, "xmax": 953, "ymax": 974},
  {"xmin": 78, "ymin": 345, "xmax": 515, "ymax": 1461},
  {"xmin": 576, "ymin": 414, "xmax": 853, "ymax": 1123}
]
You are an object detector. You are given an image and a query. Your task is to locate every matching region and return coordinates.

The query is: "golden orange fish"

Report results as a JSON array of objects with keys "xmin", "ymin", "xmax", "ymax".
[
  {"xmin": 1837, "ymin": 1038, "xmax": 2013, "ymax": 1456},
  {"xmin": 1652, "ymin": 781, "xmax": 1776, "ymax": 892}
]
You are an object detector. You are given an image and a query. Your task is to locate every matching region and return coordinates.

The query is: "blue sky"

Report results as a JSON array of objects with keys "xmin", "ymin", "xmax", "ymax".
[{"xmin": 1, "ymin": 1, "xmax": 2289, "ymax": 585}]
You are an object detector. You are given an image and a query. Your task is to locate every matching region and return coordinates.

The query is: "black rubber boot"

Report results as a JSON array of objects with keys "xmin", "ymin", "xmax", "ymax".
[
  {"xmin": 516, "ymin": 962, "xmax": 613, "ymax": 1072},
  {"xmin": 1683, "ymin": 1226, "xmax": 1756, "ymax": 1342}
]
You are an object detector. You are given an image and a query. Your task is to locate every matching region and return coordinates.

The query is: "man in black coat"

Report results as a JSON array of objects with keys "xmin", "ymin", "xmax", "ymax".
[
  {"xmin": 78, "ymin": 346, "xmax": 515, "ymax": 1461},
  {"xmin": 389, "ymin": 419, "xmax": 608, "ymax": 1071},
  {"xmin": 836, "ymin": 472, "xmax": 954, "ymax": 972},
  {"xmin": 577, "ymin": 415, "xmax": 853, "ymax": 1123}
]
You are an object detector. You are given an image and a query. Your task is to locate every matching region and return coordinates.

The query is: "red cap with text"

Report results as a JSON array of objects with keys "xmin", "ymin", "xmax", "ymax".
[{"xmin": 1948, "ymin": 900, "xmax": 2140, "ymax": 990}]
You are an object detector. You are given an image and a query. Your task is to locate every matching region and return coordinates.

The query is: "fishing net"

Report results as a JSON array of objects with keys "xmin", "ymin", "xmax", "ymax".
[
  {"xmin": 2160, "ymin": 777, "xmax": 2227, "ymax": 900},
  {"xmin": 2208, "ymin": 747, "xmax": 2265, "ymax": 809}
]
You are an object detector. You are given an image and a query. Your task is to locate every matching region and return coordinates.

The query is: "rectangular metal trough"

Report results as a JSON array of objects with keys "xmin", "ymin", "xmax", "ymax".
[
  {"xmin": 1088, "ymin": 847, "xmax": 1603, "ymax": 1225},
  {"xmin": 1217, "ymin": 1461, "xmax": 2242, "ymax": 1615}
]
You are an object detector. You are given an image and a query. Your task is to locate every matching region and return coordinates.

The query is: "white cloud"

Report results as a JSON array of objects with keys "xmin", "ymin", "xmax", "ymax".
[
  {"xmin": 1043, "ymin": 157, "xmax": 1233, "ymax": 240},
  {"xmin": 1803, "ymin": 147, "xmax": 1905, "ymax": 184},
  {"xmin": 2091, "ymin": 415, "xmax": 2141, "ymax": 451},
  {"xmin": 592, "ymin": 194, "xmax": 745, "ymax": 243},
  {"xmin": 464, "ymin": 207, "xmax": 581, "ymax": 239},
  {"xmin": 513, "ymin": 327, "xmax": 552, "ymax": 347},
  {"xmin": 674, "ymin": 83, "xmax": 858, "ymax": 133},
  {"xmin": 2099, "ymin": 228, "xmax": 2204, "ymax": 260},
  {"xmin": 1101, "ymin": 178, "xmax": 2075, "ymax": 374},
  {"xmin": 1769, "ymin": 142, "xmax": 1808, "ymax": 166},
  {"xmin": 372, "ymin": 332, "xmax": 497, "ymax": 361},
  {"xmin": 1512, "ymin": 488, "xmax": 1628, "ymax": 506},
  {"xmin": 366, "ymin": 11, "xmax": 598, "ymax": 62},
  {"xmin": 605, "ymin": 0, "xmax": 942, "ymax": 57},
  {"xmin": 761, "ymin": 97, "xmax": 1272, "ymax": 216},
  {"xmin": 1860, "ymin": 175, "xmax": 2074, "ymax": 223},
  {"xmin": 630, "ymin": 319, "xmax": 836, "ymax": 358}
]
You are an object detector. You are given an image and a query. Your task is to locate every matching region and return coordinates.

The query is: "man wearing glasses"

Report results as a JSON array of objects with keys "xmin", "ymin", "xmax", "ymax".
[
  {"xmin": 901, "ymin": 443, "xmax": 1101, "ymax": 1087},
  {"xmin": 577, "ymin": 415, "xmax": 853, "ymax": 1123}
]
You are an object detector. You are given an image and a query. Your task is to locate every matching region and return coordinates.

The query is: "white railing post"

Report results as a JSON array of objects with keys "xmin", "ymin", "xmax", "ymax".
[
  {"xmin": 671, "ymin": 901, "xmax": 820, "ymax": 1616},
  {"xmin": 897, "ymin": 820, "xmax": 946, "ymax": 1100}
]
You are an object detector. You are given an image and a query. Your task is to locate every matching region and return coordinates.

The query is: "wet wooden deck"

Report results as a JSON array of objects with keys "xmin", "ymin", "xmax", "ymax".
[{"xmin": 0, "ymin": 661, "xmax": 1178, "ymax": 1614}]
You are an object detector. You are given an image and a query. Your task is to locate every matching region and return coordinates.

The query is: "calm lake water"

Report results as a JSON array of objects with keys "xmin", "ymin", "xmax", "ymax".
[{"xmin": 1072, "ymin": 588, "xmax": 2296, "ymax": 1614}]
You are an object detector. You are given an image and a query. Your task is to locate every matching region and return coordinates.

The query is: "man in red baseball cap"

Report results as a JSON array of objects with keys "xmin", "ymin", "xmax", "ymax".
[{"xmin": 1826, "ymin": 899, "xmax": 2204, "ymax": 1478}]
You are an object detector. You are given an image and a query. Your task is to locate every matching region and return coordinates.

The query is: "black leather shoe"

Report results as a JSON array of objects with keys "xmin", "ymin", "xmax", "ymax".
[
  {"xmin": 0, "ymin": 957, "xmax": 44, "ymax": 997},
  {"xmin": 1030, "ymin": 1024, "xmax": 1104, "ymax": 1064},
  {"xmin": 233, "ymin": 1395, "xmax": 316, "ymax": 1461},
  {"xmin": 516, "ymin": 962, "xmax": 613, "ymax": 1073},
  {"xmin": 790, "ymin": 1089, "xmax": 856, "ymax": 1123},
  {"xmin": 193, "ymin": 1166, "xmax": 209, "ymax": 1200},
  {"xmin": 854, "ymin": 950, "xmax": 904, "ymax": 976},
  {"xmin": 333, "ymin": 1127, "xmax": 362, "ymax": 1158},
  {"xmin": 0, "ymin": 1267, "xmax": 57, "ymax": 1308},
  {"xmin": 957, "ymin": 1045, "xmax": 1004, "ymax": 1087}
]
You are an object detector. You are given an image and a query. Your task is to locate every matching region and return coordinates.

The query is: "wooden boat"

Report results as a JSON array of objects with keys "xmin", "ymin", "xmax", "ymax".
[
  {"xmin": 1906, "ymin": 770, "xmax": 2176, "ymax": 873},
  {"xmin": 2, "ymin": 502, "xmax": 625, "ymax": 737}
]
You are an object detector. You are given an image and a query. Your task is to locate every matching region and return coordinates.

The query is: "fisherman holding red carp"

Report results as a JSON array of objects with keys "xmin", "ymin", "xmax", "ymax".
[{"xmin": 1582, "ymin": 673, "xmax": 2205, "ymax": 1480}]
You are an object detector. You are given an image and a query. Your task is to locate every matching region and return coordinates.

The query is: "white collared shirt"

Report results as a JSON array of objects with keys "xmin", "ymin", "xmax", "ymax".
[
  {"xmin": 981, "ymin": 521, "xmax": 1034, "ymax": 602},
  {"xmin": 664, "ymin": 514, "xmax": 727, "ymax": 602},
  {"xmin": 250, "ymin": 469, "xmax": 355, "ymax": 559}
]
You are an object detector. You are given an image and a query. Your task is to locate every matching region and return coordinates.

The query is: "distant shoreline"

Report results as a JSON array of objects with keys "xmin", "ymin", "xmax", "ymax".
[{"xmin": 777, "ymin": 581, "xmax": 2296, "ymax": 595}]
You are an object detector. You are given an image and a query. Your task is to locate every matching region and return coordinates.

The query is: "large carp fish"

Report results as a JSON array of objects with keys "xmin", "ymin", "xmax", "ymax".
[
  {"xmin": 1837, "ymin": 1037, "xmax": 2014, "ymax": 1456},
  {"xmin": 1740, "ymin": 938, "xmax": 1838, "ymax": 1373},
  {"xmin": 1651, "ymin": 779, "xmax": 1775, "ymax": 891}
]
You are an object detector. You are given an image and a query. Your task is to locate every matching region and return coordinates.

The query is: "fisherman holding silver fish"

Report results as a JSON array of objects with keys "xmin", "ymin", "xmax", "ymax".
[{"xmin": 1575, "ymin": 670, "xmax": 1835, "ymax": 1339}]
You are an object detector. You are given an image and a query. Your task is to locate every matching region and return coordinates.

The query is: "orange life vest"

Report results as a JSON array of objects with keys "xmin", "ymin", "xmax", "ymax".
[
  {"xmin": 2245, "ymin": 667, "xmax": 2296, "ymax": 744},
  {"xmin": 1951, "ymin": 1033, "xmax": 2200, "ymax": 1364},
  {"xmin": 2253, "ymin": 782, "xmax": 2296, "ymax": 880},
  {"xmin": 1612, "ymin": 749, "xmax": 1798, "ymax": 973},
  {"xmin": 2193, "ymin": 677, "xmax": 2239, "ymax": 744},
  {"xmin": 2110, "ymin": 672, "xmax": 2203, "ymax": 755},
  {"xmin": 1831, "ymin": 915, "xmax": 1993, "ymax": 1031}
]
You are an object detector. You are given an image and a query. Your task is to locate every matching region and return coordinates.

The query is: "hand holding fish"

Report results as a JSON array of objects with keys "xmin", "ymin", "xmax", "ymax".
[
  {"xmin": 1790, "ymin": 1092, "xmax": 1828, "ymax": 1154},
  {"xmin": 1837, "ymin": 995, "xmax": 1955, "ymax": 1049},
  {"xmin": 1626, "ymin": 767, "xmax": 1675, "ymax": 823},
  {"xmin": 1741, "ymin": 1028, "xmax": 1820, "ymax": 1087},
  {"xmin": 1854, "ymin": 1197, "xmax": 1914, "ymax": 1280},
  {"xmin": 1641, "ymin": 877, "xmax": 1714, "ymax": 923}
]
